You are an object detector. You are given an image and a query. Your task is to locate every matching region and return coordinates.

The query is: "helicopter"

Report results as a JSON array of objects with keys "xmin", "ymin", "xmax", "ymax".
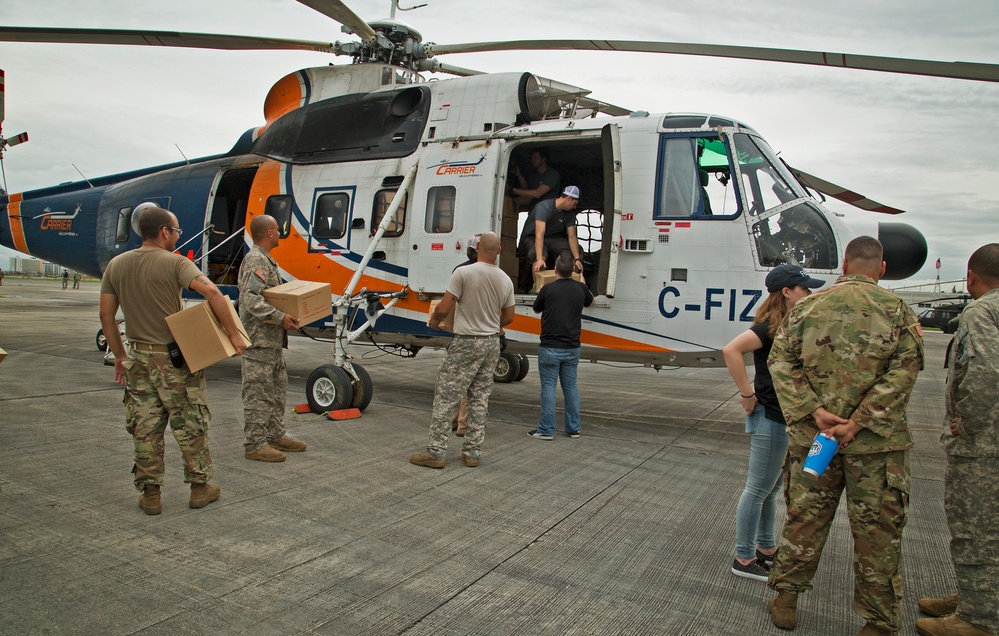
[{"xmin": 2, "ymin": 0, "xmax": 996, "ymax": 413}]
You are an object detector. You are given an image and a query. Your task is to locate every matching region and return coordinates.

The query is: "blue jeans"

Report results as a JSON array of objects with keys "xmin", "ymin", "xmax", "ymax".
[
  {"xmin": 537, "ymin": 346, "xmax": 581, "ymax": 436},
  {"xmin": 735, "ymin": 405, "xmax": 789, "ymax": 560}
]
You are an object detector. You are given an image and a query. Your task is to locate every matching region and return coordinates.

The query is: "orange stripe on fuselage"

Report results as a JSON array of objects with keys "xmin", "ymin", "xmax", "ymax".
[
  {"xmin": 6, "ymin": 193, "xmax": 28, "ymax": 253},
  {"xmin": 507, "ymin": 313, "xmax": 674, "ymax": 353}
]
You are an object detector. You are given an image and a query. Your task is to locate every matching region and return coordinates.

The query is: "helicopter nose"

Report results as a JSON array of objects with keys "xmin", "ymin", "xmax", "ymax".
[{"xmin": 878, "ymin": 222, "xmax": 928, "ymax": 280}]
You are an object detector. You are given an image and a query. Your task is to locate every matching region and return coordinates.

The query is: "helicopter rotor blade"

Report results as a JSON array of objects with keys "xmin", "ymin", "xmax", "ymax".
[
  {"xmin": 296, "ymin": 0, "xmax": 376, "ymax": 41},
  {"xmin": 789, "ymin": 166, "xmax": 904, "ymax": 215},
  {"xmin": 428, "ymin": 39, "xmax": 999, "ymax": 83},
  {"xmin": 433, "ymin": 62, "xmax": 485, "ymax": 77},
  {"xmin": 0, "ymin": 26, "xmax": 338, "ymax": 54}
]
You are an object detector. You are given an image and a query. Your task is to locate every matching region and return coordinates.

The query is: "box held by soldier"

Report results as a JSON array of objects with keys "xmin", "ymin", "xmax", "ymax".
[
  {"xmin": 262, "ymin": 281, "xmax": 333, "ymax": 325},
  {"xmin": 0, "ymin": 346, "xmax": 6, "ymax": 365},
  {"xmin": 533, "ymin": 270, "xmax": 581, "ymax": 291},
  {"xmin": 165, "ymin": 300, "xmax": 251, "ymax": 372},
  {"xmin": 428, "ymin": 299, "xmax": 455, "ymax": 332}
]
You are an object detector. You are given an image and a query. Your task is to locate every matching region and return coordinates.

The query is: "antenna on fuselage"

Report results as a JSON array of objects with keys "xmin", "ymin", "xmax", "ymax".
[
  {"xmin": 71, "ymin": 163, "xmax": 94, "ymax": 188},
  {"xmin": 175, "ymin": 144, "xmax": 190, "ymax": 165}
]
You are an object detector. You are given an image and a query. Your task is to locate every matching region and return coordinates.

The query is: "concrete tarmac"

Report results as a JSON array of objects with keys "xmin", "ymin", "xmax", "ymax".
[{"xmin": 0, "ymin": 278, "xmax": 955, "ymax": 635}]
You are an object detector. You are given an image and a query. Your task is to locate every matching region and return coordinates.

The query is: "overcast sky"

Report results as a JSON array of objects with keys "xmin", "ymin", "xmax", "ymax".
[{"xmin": 2, "ymin": 0, "xmax": 997, "ymax": 287}]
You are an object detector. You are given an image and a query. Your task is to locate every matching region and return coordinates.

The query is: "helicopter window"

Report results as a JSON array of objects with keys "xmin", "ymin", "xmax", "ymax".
[
  {"xmin": 655, "ymin": 136, "xmax": 737, "ymax": 219},
  {"xmin": 733, "ymin": 134, "xmax": 806, "ymax": 216},
  {"xmin": 371, "ymin": 190, "xmax": 407, "ymax": 238},
  {"xmin": 313, "ymin": 193, "xmax": 350, "ymax": 240},
  {"xmin": 115, "ymin": 207, "xmax": 133, "ymax": 243},
  {"xmin": 264, "ymin": 195, "xmax": 294, "ymax": 239},
  {"xmin": 425, "ymin": 186, "xmax": 456, "ymax": 234},
  {"xmin": 752, "ymin": 202, "xmax": 837, "ymax": 270}
]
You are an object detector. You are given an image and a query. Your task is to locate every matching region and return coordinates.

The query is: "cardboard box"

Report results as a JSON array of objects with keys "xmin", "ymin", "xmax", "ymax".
[
  {"xmin": 428, "ymin": 299, "xmax": 455, "ymax": 333},
  {"xmin": 165, "ymin": 300, "xmax": 251, "ymax": 373},
  {"xmin": 533, "ymin": 270, "xmax": 581, "ymax": 291},
  {"xmin": 0, "ymin": 346, "xmax": 7, "ymax": 365},
  {"xmin": 262, "ymin": 280, "xmax": 333, "ymax": 325}
]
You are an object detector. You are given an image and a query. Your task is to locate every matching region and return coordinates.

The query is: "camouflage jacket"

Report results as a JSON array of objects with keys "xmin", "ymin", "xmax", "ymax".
[
  {"xmin": 943, "ymin": 287, "xmax": 999, "ymax": 457},
  {"xmin": 237, "ymin": 245, "xmax": 286, "ymax": 350},
  {"xmin": 769, "ymin": 274, "xmax": 924, "ymax": 453}
]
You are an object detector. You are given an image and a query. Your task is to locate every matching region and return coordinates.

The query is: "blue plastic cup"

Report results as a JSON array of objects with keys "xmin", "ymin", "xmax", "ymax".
[{"xmin": 803, "ymin": 433, "xmax": 838, "ymax": 478}]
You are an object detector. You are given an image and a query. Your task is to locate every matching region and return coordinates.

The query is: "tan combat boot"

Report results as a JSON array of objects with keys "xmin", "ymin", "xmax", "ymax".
[
  {"xmin": 916, "ymin": 615, "xmax": 996, "ymax": 636},
  {"xmin": 409, "ymin": 451, "xmax": 445, "ymax": 469},
  {"xmin": 269, "ymin": 436, "xmax": 306, "ymax": 452},
  {"xmin": 189, "ymin": 482, "xmax": 221, "ymax": 509},
  {"xmin": 768, "ymin": 590, "xmax": 798, "ymax": 630},
  {"xmin": 245, "ymin": 445, "xmax": 286, "ymax": 462},
  {"xmin": 919, "ymin": 594, "xmax": 960, "ymax": 617},
  {"xmin": 138, "ymin": 484, "xmax": 161, "ymax": 515}
]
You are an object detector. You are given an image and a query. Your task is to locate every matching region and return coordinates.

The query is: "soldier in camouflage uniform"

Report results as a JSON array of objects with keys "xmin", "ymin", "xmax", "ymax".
[
  {"xmin": 238, "ymin": 215, "xmax": 306, "ymax": 463},
  {"xmin": 917, "ymin": 244, "xmax": 999, "ymax": 636},
  {"xmin": 766, "ymin": 236, "xmax": 924, "ymax": 635},
  {"xmin": 410, "ymin": 232, "xmax": 516, "ymax": 468},
  {"xmin": 99, "ymin": 205, "xmax": 246, "ymax": 514}
]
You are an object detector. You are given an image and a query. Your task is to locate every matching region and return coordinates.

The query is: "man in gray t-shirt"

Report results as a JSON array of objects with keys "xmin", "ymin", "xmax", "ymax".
[
  {"xmin": 410, "ymin": 232, "xmax": 515, "ymax": 469},
  {"xmin": 517, "ymin": 185, "xmax": 585, "ymax": 293}
]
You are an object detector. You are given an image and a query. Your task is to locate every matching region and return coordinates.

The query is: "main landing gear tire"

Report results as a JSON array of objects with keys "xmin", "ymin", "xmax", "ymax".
[
  {"xmin": 96, "ymin": 329, "xmax": 108, "ymax": 352},
  {"xmin": 306, "ymin": 365, "xmax": 354, "ymax": 413},
  {"xmin": 493, "ymin": 352, "xmax": 521, "ymax": 384},
  {"xmin": 514, "ymin": 354, "xmax": 530, "ymax": 381},
  {"xmin": 348, "ymin": 363, "xmax": 373, "ymax": 412}
]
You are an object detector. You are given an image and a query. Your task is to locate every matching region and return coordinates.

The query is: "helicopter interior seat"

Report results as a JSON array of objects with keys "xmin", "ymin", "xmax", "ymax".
[{"xmin": 696, "ymin": 169, "xmax": 713, "ymax": 216}]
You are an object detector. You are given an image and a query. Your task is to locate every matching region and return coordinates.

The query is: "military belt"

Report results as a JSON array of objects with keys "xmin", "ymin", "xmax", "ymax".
[
  {"xmin": 129, "ymin": 341, "xmax": 171, "ymax": 354},
  {"xmin": 453, "ymin": 334, "xmax": 499, "ymax": 339}
]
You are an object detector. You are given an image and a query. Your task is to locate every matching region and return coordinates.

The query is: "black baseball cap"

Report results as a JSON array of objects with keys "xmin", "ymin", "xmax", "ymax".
[{"xmin": 765, "ymin": 264, "xmax": 825, "ymax": 293}]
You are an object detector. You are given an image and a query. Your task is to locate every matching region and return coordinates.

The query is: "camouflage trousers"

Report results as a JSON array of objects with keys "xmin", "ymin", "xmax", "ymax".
[
  {"xmin": 241, "ymin": 348, "xmax": 288, "ymax": 452},
  {"xmin": 770, "ymin": 444, "xmax": 910, "ymax": 632},
  {"xmin": 122, "ymin": 349, "xmax": 213, "ymax": 490},
  {"xmin": 946, "ymin": 455, "xmax": 999, "ymax": 632},
  {"xmin": 426, "ymin": 335, "xmax": 500, "ymax": 461}
]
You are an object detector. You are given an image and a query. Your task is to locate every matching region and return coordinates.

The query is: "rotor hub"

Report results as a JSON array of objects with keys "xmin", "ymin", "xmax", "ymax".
[{"xmin": 336, "ymin": 18, "xmax": 427, "ymax": 70}]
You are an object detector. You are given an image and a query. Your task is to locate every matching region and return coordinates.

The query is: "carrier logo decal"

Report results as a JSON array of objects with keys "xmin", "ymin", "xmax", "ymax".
[
  {"xmin": 34, "ymin": 205, "xmax": 81, "ymax": 232},
  {"xmin": 427, "ymin": 156, "xmax": 485, "ymax": 177}
]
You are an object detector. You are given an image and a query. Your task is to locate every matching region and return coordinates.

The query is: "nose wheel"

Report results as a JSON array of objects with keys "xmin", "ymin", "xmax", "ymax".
[
  {"xmin": 306, "ymin": 365, "xmax": 354, "ymax": 413},
  {"xmin": 305, "ymin": 363, "xmax": 373, "ymax": 413}
]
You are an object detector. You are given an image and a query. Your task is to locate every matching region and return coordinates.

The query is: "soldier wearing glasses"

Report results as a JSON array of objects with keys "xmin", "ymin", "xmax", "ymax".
[{"xmin": 100, "ymin": 204, "xmax": 246, "ymax": 515}]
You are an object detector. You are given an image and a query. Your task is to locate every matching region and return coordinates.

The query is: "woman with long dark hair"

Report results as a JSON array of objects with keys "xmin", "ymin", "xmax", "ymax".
[{"xmin": 723, "ymin": 264, "xmax": 824, "ymax": 581}]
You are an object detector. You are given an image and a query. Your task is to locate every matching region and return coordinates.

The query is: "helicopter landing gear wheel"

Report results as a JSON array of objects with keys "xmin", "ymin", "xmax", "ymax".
[
  {"xmin": 348, "ymin": 363, "xmax": 373, "ymax": 412},
  {"xmin": 514, "ymin": 354, "xmax": 530, "ymax": 381},
  {"xmin": 493, "ymin": 352, "xmax": 521, "ymax": 384},
  {"xmin": 96, "ymin": 328, "xmax": 108, "ymax": 352},
  {"xmin": 306, "ymin": 365, "xmax": 354, "ymax": 413}
]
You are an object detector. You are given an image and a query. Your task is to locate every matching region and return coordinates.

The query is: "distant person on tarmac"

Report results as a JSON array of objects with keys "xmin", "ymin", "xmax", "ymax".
[
  {"xmin": 62, "ymin": 270, "xmax": 69, "ymax": 289},
  {"xmin": 73, "ymin": 272, "xmax": 81, "ymax": 289}
]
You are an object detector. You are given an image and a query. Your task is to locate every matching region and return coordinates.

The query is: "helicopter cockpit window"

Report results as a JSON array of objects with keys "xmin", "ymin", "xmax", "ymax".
[
  {"xmin": 733, "ymin": 134, "xmax": 807, "ymax": 216},
  {"xmin": 264, "ymin": 195, "xmax": 294, "ymax": 238},
  {"xmin": 654, "ymin": 136, "xmax": 737, "ymax": 219},
  {"xmin": 313, "ymin": 192, "xmax": 350, "ymax": 240},
  {"xmin": 425, "ymin": 186, "xmax": 456, "ymax": 234},
  {"xmin": 752, "ymin": 202, "xmax": 837, "ymax": 270},
  {"xmin": 371, "ymin": 189, "xmax": 407, "ymax": 238},
  {"xmin": 115, "ymin": 207, "xmax": 133, "ymax": 243}
]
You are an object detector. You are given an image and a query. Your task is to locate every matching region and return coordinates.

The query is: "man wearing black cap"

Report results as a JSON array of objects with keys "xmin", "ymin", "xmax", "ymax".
[{"xmin": 516, "ymin": 185, "xmax": 584, "ymax": 293}]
